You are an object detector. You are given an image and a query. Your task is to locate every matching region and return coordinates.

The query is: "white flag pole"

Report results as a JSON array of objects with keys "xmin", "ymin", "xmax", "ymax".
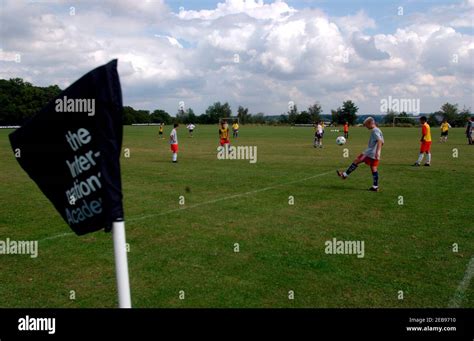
[{"xmin": 112, "ymin": 220, "xmax": 132, "ymax": 308}]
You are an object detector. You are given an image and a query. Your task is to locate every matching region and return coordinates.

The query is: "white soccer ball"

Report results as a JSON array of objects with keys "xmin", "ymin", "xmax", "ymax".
[{"xmin": 336, "ymin": 136, "xmax": 346, "ymax": 146}]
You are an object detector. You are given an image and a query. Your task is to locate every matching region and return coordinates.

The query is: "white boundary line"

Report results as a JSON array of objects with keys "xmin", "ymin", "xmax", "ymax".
[
  {"xmin": 39, "ymin": 232, "xmax": 74, "ymax": 243},
  {"xmin": 128, "ymin": 170, "xmax": 333, "ymax": 223},
  {"xmin": 448, "ymin": 256, "xmax": 474, "ymax": 308},
  {"xmin": 37, "ymin": 170, "xmax": 333, "ymax": 241}
]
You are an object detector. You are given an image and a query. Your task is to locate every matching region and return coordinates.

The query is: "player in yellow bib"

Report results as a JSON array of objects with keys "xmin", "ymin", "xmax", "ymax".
[
  {"xmin": 232, "ymin": 121, "xmax": 239, "ymax": 138},
  {"xmin": 219, "ymin": 120, "xmax": 230, "ymax": 146},
  {"xmin": 413, "ymin": 116, "xmax": 432, "ymax": 166},
  {"xmin": 158, "ymin": 123, "xmax": 164, "ymax": 139},
  {"xmin": 439, "ymin": 119, "xmax": 451, "ymax": 143}
]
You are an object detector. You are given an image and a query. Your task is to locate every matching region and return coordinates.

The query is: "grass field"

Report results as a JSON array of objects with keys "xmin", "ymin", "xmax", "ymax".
[{"xmin": 0, "ymin": 125, "xmax": 473, "ymax": 308}]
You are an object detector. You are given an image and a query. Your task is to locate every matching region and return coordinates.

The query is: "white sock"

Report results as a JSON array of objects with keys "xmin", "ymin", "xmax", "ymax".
[
  {"xmin": 172, "ymin": 153, "xmax": 177, "ymax": 161},
  {"xmin": 343, "ymin": 172, "xmax": 348, "ymax": 177},
  {"xmin": 417, "ymin": 153, "xmax": 424, "ymax": 164},
  {"xmin": 426, "ymin": 153, "xmax": 431, "ymax": 164}
]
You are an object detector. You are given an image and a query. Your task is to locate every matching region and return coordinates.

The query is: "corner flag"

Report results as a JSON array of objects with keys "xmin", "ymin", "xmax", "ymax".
[
  {"xmin": 9, "ymin": 59, "xmax": 131, "ymax": 307},
  {"xmin": 9, "ymin": 59, "xmax": 124, "ymax": 236}
]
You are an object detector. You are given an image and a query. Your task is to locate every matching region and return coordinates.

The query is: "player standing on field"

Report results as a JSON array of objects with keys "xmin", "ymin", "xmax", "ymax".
[
  {"xmin": 343, "ymin": 121, "xmax": 349, "ymax": 139},
  {"xmin": 159, "ymin": 123, "xmax": 164, "ymax": 139},
  {"xmin": 337, "ymin": 117, "xmax": 384, "ymax": 192},
  {"xmin": 170, "ymin": 123, "xmax": 179, "ymax": 163},
  {"xmin": 314, "ymin": 121, "xmax": 324, "ymax": 148},
  {"xmin": 219, "ymin": 120, "xmax": 230, "ymax": 147},
  {"xmin": 466, "ymin": 117, "xmax": 473, "ymax": 145},
  {"xmin": 413, "ymin": 116, "xmax": 432, "ymax": 166},
  {"xmin": 439, "ymin": 119, "xmax": 451, "ymax": 143},
  {"xmin": 186, "ymin": 123, "xmax": 195, "ymax": 137},
  {"xmin": 232, "ymin": 120, "xmax": 239, "ymax": 138}
]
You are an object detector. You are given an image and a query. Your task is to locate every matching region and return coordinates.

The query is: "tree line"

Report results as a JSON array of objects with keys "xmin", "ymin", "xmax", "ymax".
[
  {"xmin": 381, "ymin": 103, "xmax": 471, "ymax": 127},
  {"xmin": 0, "ymin": 78, "xmax": 470, "ymax": 126}
]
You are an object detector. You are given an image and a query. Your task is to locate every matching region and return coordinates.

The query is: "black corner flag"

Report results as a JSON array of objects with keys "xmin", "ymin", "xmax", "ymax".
[{"xmin": 9, "ymin": 59, "xmax": 124, "ymax": 236}]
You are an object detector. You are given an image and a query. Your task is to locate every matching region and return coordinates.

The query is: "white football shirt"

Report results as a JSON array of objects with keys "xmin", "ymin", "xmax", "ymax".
[{"xmin": 170, "ymin": 128, "xmax": 178, "ymax": 144}]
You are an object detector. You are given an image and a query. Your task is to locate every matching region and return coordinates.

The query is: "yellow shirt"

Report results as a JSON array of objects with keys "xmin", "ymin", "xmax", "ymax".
[
  {"xmin": 232, "ymin": 123, "xmax": 239, "ymax": 130},
  {"xmin": 441, "ymin": 122, "xmax": 449, "ymax": 132},
  {"xmin": 219, "ymin": 128, "xmax": 229, "ymax": 139},
  {"xmin": 422, "ymin": 123, "xmax": 432, "ymax": 142},
  {"xmin": 159, "ymin": 126, "xmax": 163, "ymax": 132}
]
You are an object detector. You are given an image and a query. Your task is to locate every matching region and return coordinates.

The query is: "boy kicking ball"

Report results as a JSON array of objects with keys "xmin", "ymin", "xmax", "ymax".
[{"xmin": 337, "ymin": 117, "xmax": 384, "ymax": 192}]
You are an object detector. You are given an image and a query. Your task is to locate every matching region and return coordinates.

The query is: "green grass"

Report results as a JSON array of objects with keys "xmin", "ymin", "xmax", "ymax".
[{"xmin": 0, "ymin": 125, "xmax": 472, "ymax": 308}]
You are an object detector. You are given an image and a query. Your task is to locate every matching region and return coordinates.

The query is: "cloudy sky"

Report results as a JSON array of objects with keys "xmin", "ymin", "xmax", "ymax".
[{"xmin": 0, "ymin": 0, "xmax": 473, "ymax": 116}]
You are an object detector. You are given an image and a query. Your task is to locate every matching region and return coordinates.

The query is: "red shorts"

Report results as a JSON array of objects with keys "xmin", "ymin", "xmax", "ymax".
[
  {"xmin": 220, "ymin": 138, "xmax": 230, "ymax": 146},
  {"xmin": 170, "ymin": 144, "xmax": 178, "ymax": 153},
  {"xmin": 420, "ymin": 141, "xmax": 432, "ymax": 153},
  {"xmin": 357, "ymin": 154, "xmax": 379, "ymax": 167}
]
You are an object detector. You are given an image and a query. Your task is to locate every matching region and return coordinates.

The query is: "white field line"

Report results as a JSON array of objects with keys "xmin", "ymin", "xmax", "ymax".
[
  {"xmin": 38, "ymin": 170, "xmax": 333, "ymax": 242},
  {"xmin": 39, "ymin": 232, "xmax": 74, "ymax": 243},
  {"xmin": 448, "ymin": 256, "xmax": 474, "ymax": 308},
  {"xmin": 128, "ymin": 170, "xmax": 333, "ymax": 223}
]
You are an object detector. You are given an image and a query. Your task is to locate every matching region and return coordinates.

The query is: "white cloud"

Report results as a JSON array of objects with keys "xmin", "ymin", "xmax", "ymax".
[{"xmin": 0, "ymin": 0, "xmax": 472, "ymax": 115}]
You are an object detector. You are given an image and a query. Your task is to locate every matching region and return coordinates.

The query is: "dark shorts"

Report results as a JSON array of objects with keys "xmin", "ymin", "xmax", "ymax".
[
  {"xmin": 159, "ymin": 131, "xmax": 163, "ymax": 135},
  {"xmin": 315, "ymin": 133, "xmax": 323, "ymax": 139},
  {"xmin": 189, "ymin": 130, "xmax": 194, "ymax": 133},
  {"xmin": 441, "ymin": 131, "xmax": 448, "ymax": 136}
]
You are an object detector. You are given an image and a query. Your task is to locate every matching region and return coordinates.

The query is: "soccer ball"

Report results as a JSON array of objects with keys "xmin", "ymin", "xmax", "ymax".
[{"xmin": 336, "ymin": 136, "xmax": 346, "ymax": 146}]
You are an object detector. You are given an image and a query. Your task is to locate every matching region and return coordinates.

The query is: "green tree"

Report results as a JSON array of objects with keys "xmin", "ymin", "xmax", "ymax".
[
  {"xmin": 455, "ymin": 107, "xmax": 472, "ymax": 127},
  {"xmin": 440, "ymin": 103, "xmax": 458, "ymax": 123},
  {"xmin": 427, "ymin": 113, "xmax": 440, "ymax": 127},
  {"xmin": 278, "ymin": 114, "xmax": 289, "ymax": 124},
  {"xmin": 150, "ymin": 109, "xmax": 172, "ymax": 124},
  {"xmin": 334, "ymin": 100, "xmax": 358, "ymax": 125},
  {"xmin": 237, "ymin": 106, "xmax": 251, "ymax": 124},
  {"xmin": 287, "ymin": 104, "xmax": 298, "ymax": 124},
  {"xmin": 203, "ymin": 102, "xmax": 232, "ymax": 123},
  {"xmin": 382, "ymin": 109, "xmax": 396, "ymax": 125},
  {"xmin": 295, "ymin": 110, "xmax": 312, "ymax": 124},
  {"xmin": 252, "ymin": 112, "xmax": 265, "ymax": 124},
  {"xmin": 308, "ymin": 102, "xmax": 322, "ymax": 123},
  {"xmin": 185, "ymin": 108, "xmax": 197, "ymax": 124},
  {"xmin": 0, "ymin": 78, "xmax": 61, "ymax": 125}
]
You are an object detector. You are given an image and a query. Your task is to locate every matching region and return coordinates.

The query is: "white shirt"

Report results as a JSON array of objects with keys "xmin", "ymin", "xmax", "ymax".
[
  {"xmin": 317, "ymin": 124, "xmax": 323, "ymax": 134},
  {"xmin": 187, "ymin": 124, "xmax": 195, "ymax": 130},
  {"xmin": 170, "ymin": 128, "xmax": 178, "ymax": 144}
]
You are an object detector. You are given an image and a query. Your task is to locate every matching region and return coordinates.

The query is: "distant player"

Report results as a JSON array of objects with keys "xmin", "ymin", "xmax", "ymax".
[
  {"xmin": 187, "ymin": 123, "xmax": 195, "ymax": 137},
  {"xmin": 314, "ymin": 121, "xmax": 324, "ymax": 148},
  {"xmin": 337, "ymin": 117, "xmax": 384, "ymax": 192},
  {"xmin": 343, "ymin": 121, "xmax": 349, "ymax": 139},
  {"xmin": 413, "ymin": 116, "xmax": 432, "ymax": 166},
  {"xmin": 439, "ymin": 119, "xmax": 451, "ymax": 143},
  {"xmin": 158, "ymin": 123, "xmax": 164, "ymax": 139},
  {"xmin": 219, "ymin": 120, "xmax": 230, "ymax": 147},
  {"xmin": 170, "ymin": 123, "xmax": 179, "ymax": 163},
  {"xmin": 232, "ymin": 120, "xmax": 239, "ymax": 138},
  {"xmin": 466, "ymin": 117, "xmax": 473, "ymax": 145}
]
